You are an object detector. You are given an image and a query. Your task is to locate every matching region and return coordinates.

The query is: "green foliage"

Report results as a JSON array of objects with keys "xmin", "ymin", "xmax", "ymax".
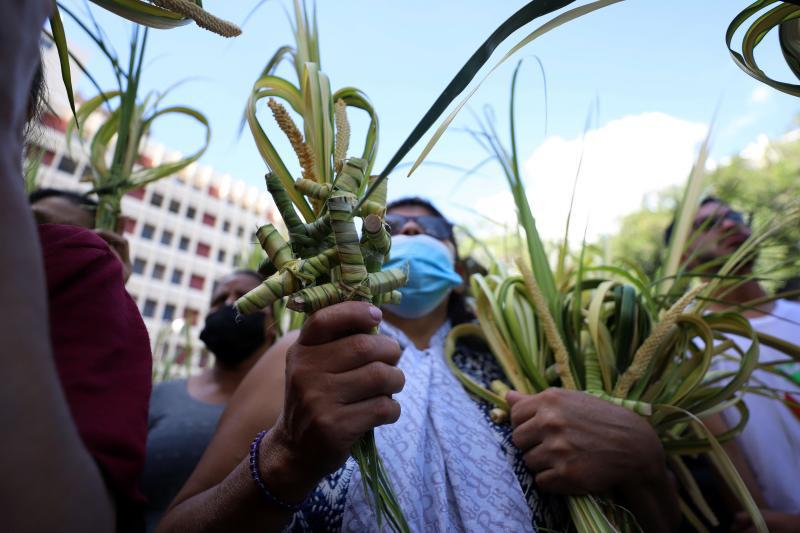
[
  {"xmin": 609, "ymin": 189, "xmax": 680, "ymax": 278},
  {"xmin": 608, "ymin": 128, "xmax": 800, "ymax": 291}
]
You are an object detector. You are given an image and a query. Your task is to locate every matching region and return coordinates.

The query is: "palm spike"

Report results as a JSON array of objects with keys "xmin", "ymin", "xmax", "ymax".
[
  {"xmin": 150, "ymin": 0, "xmax": 242, "ymax": 37},
  {"xmin": 267, "ymin": 98, "xmax": 318, "ymax": 183}
]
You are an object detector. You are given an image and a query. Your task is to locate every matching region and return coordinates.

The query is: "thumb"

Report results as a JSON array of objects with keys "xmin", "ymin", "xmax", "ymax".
[{"xmin": 506, "ymin": 390, "xmax": 523, "ymax": 408}]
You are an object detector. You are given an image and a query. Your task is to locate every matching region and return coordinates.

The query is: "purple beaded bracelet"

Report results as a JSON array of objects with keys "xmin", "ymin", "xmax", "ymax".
[{"xmin": 249, "ymin": 430, "xmax": 306, "ymax": 512}]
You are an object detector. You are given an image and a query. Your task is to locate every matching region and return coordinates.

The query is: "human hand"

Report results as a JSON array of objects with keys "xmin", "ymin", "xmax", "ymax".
[
  {"xmin": 259, "ymin": 301, "xmax": 404, "ymax": 502},
  {"xmin": 506, "ymin": 388, "xmax": 665, "ymax": 495},
  {"xmin": 95, "ymin": 229, "xmax": 132, "ymax": 282},
  {"xmin": 732, "ymin": 510, "xmax": 800, "ymax": 533},
  {"xmin": 0, "ymin": 0, "xmax": 52, "ymax": 132}
]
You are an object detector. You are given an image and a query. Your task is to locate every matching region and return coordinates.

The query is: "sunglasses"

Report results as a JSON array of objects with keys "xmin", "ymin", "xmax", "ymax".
[
  {"xmin": 385, "ymin": 213, "xmax": 453, "ymax": 241},
  {"xmin": 692, "ymin": 210, "xmax": 747, "ymax": 231}
]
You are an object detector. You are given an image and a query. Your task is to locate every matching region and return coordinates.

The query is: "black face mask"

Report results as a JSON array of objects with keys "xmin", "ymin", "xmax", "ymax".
[{"xmin": 199, "ymin": 305, "xmax": 267, "ymax": 367}]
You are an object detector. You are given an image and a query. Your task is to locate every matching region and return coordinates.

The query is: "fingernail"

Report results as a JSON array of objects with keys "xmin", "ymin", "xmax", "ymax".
[{"xmin": 369, "ymin": 305, "xmax": 382, "ymax": 322}]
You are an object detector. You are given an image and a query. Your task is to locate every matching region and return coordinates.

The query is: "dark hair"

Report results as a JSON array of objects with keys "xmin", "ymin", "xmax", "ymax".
[
  {"xmin": 386, "ymin": 196, "xmax": 475, "ymax": 326},
  {"xmin": 29, "ymin": 188, "xmax": 99, "ymax": 212},
  {"xmin": 24, "ymin": 58, "xmax": 46, "ymax": 141},
  {"xmin": 231, "ymin": 269, "xmax": 265, "ymax": 284},
  {"xmin": 663, "ymin": 196, "xmax": 726, "ymax": 244},
  {"xmin": 210, "ymin": 269, "xmax": 265, "ymax": 304}
]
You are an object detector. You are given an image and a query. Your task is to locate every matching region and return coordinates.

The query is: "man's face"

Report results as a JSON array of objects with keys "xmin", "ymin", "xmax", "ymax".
[
  {"xmin": 684, "ymin": 201, "xmax": 752, "ymax": 274},
  {"xmin": 31, "ymin": 197, "xmax": 95, "ymax": 228}
]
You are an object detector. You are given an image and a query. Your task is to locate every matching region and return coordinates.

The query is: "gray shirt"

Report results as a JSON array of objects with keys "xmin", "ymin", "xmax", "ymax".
[{"xmin": 141, "ymin": 379, "xmax": 225, "ymax": 531}]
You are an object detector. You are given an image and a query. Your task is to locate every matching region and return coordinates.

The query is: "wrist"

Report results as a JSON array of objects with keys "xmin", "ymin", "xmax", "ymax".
[{"xmin": 257, "ymin": 426, "xmax": 318, "ymax": 504}]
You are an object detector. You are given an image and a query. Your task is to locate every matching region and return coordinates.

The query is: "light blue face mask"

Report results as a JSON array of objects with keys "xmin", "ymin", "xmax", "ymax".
[{"xmin": 382, "ymin": 234, "xmax": 463, "ymax": 319}]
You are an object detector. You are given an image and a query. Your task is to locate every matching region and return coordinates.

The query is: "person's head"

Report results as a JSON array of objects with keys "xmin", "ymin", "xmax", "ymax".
[
  {"xmin": 199, "ymin": 270, "xmax": 275, "ymax": 369},
  {"xmin": 384, "ymin": 197, "xmax": 473, "ymax": 325},
  {"xmin": 29, "ymin": 188, "xmax": 97, "ymax": 228},
  {"xmin": 665, "ymin": 196, "xmax": 753, "ymax": 275}
]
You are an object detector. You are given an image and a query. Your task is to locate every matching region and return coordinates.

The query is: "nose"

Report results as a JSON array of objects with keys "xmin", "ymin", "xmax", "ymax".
[
  {"xmin": 720, "ymin": 217, "xmax": 738, "ymax": 232},
  {"xmin": 400, "ymin": 221, "xmax": 423, "ymax": 236}
]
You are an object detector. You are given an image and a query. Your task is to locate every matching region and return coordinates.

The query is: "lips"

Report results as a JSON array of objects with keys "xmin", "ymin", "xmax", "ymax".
[{"xmin": 721, "ymin": 233, "xmax": 748, "ymax": 249}]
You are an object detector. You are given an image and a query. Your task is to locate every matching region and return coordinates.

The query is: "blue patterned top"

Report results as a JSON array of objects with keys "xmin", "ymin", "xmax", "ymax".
[{"xmin": 285, "ymin": 322, "xmax": 566, "ymax": 532}]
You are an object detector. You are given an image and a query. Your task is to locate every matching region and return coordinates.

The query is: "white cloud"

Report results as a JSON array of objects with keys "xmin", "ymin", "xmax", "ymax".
[
  {"xmin": 508, "ymin": 112, "xmax": 708, "ymax": 242},
  {"xmin": 740, "ymin": 133, "xmax": 771, "ymax": 164},
  {"xmin": 750, "ymin": 86, "xmax": 771, "ymax": 104}
]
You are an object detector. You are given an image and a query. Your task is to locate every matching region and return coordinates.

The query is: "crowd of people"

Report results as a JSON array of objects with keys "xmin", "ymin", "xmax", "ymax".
[{"xmin": 2, "ymin": 3, "xmax": 798, "ymax": 532}]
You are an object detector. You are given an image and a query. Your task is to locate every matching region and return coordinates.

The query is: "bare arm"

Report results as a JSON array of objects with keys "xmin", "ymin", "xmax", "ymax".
[
  {"xmin": 704, "ymin": 413, "xmax": 767, "ymax": 509},
  {"xmin": 0, "ymin": 2, "xmax": 113, "ymax": 530},
  {"xmin": 173, "ymin": 330, "xmax": 296, "ymax": 505},
  {"xmin": 157, "ymin": 303, "xmax": 404, "ymax": 532},
  {"xmin": 705, "ymin": 414, "xmax": 800, "ymax": 533}
]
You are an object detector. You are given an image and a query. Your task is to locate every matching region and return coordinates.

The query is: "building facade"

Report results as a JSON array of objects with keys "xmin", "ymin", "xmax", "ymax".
[{"xmin": 31, "ymin": 112, "xmax": 276, "ymax": 380}]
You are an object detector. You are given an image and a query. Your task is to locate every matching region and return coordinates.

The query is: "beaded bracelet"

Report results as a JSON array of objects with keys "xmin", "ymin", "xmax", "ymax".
[{"xmin": 249, "ymin": 430, "xmax": 307, "ymax": 512}]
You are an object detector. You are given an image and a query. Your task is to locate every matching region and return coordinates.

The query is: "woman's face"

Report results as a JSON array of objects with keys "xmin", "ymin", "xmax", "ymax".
[
  {"xmin": 209, "ymin": 273, "xmax": 264, "ymax": 314},
  {"xmin": 385, "ymin": 205, "xmax": 457, "ymax": 258}
]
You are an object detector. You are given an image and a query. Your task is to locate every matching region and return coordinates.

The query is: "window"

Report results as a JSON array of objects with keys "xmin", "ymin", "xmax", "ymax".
[
  {"xmin": 152, "ymin": 263, "xmax": 165, "ymax": 281},
  {"xmin": 162, "ymin": 303, "xmax": 176, "ymax": 321},
  {"xmin": 184, "ymin": 308, "xmax": 199, "ymax": 326},
  {"xmin": 222, "ymin": 220, "xmax": 231, "ymax": 233},
  {"xmin": 208, "ymin": 184, "xmax": 220, "ymax": 198},
  {"xmin": 232, "ymin": 253, "xmax": 241, "ymax": 267},
  {"xmin": 168, "ymin": 199, "xmax": 180, "ymax": 213},
  {"xmin": 123, "ymin": 217, "xmax": 136, "ymax": 234},
  {"xmin": 202, "ymin": 213, "xmax": 216, "ymax": 227},
  {"xmin": 126, "ymin": 188, "xmax": 145, "ymax": 200},
  {"xmin": 29, "ymin": 145, "xmax": 56, "ymax": 166},
  {"xmin": 150, "ymin": 192, "xmax": 164, "ymax": 207},
  {"xmin": 217, "ymin": 250, "xmax": 227, "ymax": 263},
  {"xmin": 186, "ymin": 206, "xmax": 196, "ymax": 220},
  {"xmin": 196, "ymin": 242, "xmax": 211, "ymax": 258},
  {"xmin": 57, "ymin": 155, "xmax": 77, "ymax": 174},
  {"xmin": 140, "ymin": 223, "xmax": 155, "ymax": 240},
  {"xmin": 189, "ymin": 274, "xmax": 205, "ymax": 291},
  {"xmin": 178, "ymin": 236, "xmax": 190, "ymax": 251},
  {"xmin": 171, "ymin": 269, "xmax": 183, "ymax": 285},
  {"xmin": 142, "ymin": 299, "xmax": 157, "ymax": 318},
  {"xmin": 236, "ymin": 226, "xmax": 244, "ymax": 237},
  {"xmin": 160, "ymin": 230, "xmax": 173, "ymax": 246},
  {"xmin": 82, "ymin": 165, "xmax": 93, "ymax": 181},
  {"xmin": 132, "ymin": 257, "xmax": 146, "ymax": 275}
]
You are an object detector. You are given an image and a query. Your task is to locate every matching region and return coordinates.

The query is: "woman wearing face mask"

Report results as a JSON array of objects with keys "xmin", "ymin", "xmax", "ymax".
[
  {"xmin": 158, "ymin": 198, "xmax": 678, "ymax": 533},
  {"xmin": 142, "ymin": 270, "xmax": 276, "ymax": 531}
]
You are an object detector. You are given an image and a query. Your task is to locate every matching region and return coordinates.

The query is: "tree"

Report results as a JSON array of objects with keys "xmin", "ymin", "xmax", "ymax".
[{"xmin": 607, "ymin": 129, "xmax": 800, "ymax": 292}]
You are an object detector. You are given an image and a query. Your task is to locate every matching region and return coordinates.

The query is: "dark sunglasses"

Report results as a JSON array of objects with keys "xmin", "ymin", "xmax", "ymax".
[
  {"xmin": 385, "ymin": 213, "xmax": 453, "ymax": 241},
  {"xmin": 692, "ymin": 210, "xmax": 747, "ymax": 231}
]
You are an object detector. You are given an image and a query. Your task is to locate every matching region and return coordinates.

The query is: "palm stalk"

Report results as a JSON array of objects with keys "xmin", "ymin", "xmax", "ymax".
[
  {"xmin": 233, "ymin": 3, "xmax": 407, "ymax": 530},
  {"xmin": 48, "ymin": 0, "xmax": 240, "ymax": 120},
  {"xmin": 726, "ymin": 0, "xmax": 800, "ymax": 98},
  {"xmin": 64, "ymin": 21, "xmax": 209, "ymax": 231},
  {"xmin": 439, "ymin": 62, "xmax": 800, "ymax": 532}
]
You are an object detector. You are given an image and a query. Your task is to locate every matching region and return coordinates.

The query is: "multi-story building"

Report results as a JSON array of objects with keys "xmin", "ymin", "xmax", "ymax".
[{"xmin": 31, "ymin": 110, "xmax": 276, "ymax": 379}]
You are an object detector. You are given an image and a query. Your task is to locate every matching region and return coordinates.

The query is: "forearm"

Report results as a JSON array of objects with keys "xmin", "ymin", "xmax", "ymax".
[
  {"xmin": 618, "ymin": 461, "xmax": 681, "ymax": 533},
  {"xmin": 158, "ymin": 429, "xmax": 317, "ymax": 532},
  {"xmin": 0, "ymin": 134, "xmax": 114, "ymax": 532}
]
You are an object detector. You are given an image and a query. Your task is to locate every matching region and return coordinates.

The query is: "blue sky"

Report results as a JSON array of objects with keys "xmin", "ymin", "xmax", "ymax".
[{"xmin": 57, "ymin": 0, "xmax": 799, "ymax": 240}]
